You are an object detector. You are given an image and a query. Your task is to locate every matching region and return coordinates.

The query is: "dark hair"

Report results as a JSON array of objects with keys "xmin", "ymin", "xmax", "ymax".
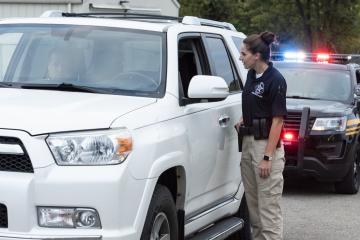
[{"xmin": 243, "ymin": 31, "xmax": 276, "ymax": 61}]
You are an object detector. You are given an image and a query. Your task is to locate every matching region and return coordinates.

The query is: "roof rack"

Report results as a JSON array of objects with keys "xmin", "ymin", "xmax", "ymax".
[
  {"xmin": 182, "ymin": 16, "xmax": 237, "ymax": 31},
  {"xmin": 41, "ymin": 11, "xmax": 237, "ymax": 31},
  {"xmin": 61, "ymin": 12, "xmax": 181, "ymax": 21}
]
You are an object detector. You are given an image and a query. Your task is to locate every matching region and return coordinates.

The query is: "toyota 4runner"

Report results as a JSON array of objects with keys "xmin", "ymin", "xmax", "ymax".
[{"xmin": 0, "ymin": 11, "xmax": 251, "ymax": 240}]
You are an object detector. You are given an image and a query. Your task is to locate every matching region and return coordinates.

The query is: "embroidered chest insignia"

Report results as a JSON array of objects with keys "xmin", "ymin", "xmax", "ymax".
[{"xmin": 251, "ymin": 82, "xmax": 264, "ymax": 98}]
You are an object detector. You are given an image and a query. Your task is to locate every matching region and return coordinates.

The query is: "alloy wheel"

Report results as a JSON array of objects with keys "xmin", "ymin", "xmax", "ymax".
[{"xmin": 150, "ymin": 212, "xmax": 171, "ymax": 240}]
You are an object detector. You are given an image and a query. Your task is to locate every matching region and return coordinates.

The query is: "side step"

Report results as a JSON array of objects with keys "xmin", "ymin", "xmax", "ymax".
[{"xmin": 186, "ymin": 217, "xmax": 244, "ymax": 240}]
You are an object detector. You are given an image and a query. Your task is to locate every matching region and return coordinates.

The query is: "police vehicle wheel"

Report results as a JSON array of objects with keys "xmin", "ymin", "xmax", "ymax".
[
  {"xmin": 335, "ymin": 146, "xmax": 360, "ymax": 194},
  {"xmin": 140, "ymin": 184, "xmax": 178, "ymax": 240},
  {"xmin": 227, "ymin": 195, "xmax": 252, "ymax": 240}
]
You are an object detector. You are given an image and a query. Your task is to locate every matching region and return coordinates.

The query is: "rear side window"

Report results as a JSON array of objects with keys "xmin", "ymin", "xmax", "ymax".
[{"xmin": 205, "ymin": 36, "xmax": 240, "ymax": 92}]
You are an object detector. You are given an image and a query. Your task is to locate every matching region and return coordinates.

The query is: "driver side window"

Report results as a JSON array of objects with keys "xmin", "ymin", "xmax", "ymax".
[{"xmin": 178, "ymin": 37, "xmax": 207, "ymax": 99}]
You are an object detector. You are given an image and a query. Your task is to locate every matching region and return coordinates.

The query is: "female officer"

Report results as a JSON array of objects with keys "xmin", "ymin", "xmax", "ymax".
[{"xmin": 236, "ymin": 31, "xmax": 287, "ymax": 240}]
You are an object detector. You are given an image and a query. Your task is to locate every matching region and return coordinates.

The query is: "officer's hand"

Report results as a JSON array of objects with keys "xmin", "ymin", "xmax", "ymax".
[
  {"xmin": 234, "ymin": 122, "xmax": 241, "ymax": 132},
  {"xmin": 234, "ymin": 119, "xmax": 243, "ymax": 132},
  {"xmin": 259, "ymin": 160, "xmax": 272, "ymax": 178}
]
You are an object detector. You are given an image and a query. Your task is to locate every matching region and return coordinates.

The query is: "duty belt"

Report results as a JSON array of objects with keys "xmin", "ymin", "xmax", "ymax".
[{"xmin": 239, "ymin": 126, "xmax": 254, "ymax": 136}]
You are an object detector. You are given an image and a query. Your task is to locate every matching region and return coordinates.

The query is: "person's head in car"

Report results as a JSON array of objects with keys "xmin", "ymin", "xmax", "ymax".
[{"xmin": 46, "ymin": 47, "xmax": 82, "ymax": 82}]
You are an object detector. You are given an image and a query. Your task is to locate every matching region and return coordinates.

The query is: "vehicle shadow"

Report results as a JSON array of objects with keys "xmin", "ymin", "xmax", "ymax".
[{"xmin": 283, "ymin": 176, "xmax": 336, "ymax": 195}]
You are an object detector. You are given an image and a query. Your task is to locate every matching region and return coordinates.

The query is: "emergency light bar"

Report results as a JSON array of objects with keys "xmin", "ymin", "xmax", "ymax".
[{"xmin": 272, "ymin": 52, "xmax": 360, "ymax": 64}]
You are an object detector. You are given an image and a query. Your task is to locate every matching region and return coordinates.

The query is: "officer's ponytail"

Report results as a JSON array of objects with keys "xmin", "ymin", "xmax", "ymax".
[{"xmin": 243, "ymin": 31, "xmax": 276, "ymax": 62}]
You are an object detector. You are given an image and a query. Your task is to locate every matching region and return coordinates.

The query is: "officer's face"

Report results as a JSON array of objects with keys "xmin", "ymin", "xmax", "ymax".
[{"xmin": 239, "ymin": 44, "xmax": 259, "ymax": 70}]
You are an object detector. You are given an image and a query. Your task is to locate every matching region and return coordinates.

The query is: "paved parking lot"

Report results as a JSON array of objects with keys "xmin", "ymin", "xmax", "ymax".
[{"xmin": 283, "ymin": 177, "xmax": 360, "ymax": 240}]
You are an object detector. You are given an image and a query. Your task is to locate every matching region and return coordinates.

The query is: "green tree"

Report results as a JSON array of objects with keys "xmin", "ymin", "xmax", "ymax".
[{"xmin": 179, "ymin": 0, "xmax": 360, "ymax": 53}]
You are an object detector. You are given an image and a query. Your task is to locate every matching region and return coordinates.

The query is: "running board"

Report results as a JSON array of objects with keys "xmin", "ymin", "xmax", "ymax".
[{"xmin": 186, "ymin": 217, "xmax": 244, "ymax": 240}]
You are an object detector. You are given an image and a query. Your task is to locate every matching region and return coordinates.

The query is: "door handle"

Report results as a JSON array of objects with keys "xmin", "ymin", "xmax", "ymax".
[{"xmin": 219, "ymin": 115, "xmax": 230, "ymax": 128}]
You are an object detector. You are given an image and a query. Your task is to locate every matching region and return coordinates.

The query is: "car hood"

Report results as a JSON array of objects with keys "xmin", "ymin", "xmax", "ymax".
[
  {"xmin": 286, "ymin": 98, "xmax": 351, "ymax": 115},
  {"xmin": 0, "ymin": 88, "xmax": 156, "ymax": 135}
]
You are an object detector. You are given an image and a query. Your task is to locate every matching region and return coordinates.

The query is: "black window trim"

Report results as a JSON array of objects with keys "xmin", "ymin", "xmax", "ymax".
[
  {"xmin": 202, "ymin": 33, "xmax": 243, "ymax": 93},
  {"xmin": 177, "ymin": 33, "xmax": 213, "ymax": 106}
]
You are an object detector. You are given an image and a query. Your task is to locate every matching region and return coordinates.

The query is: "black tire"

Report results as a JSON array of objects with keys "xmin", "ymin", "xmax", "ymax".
[
  {"xmin": 227, "ymin": 195, "xmax": 252, "ymax": 240},
  {"xmin": 335, "ymin": 145, "xmax": 360, "ymax": 194},
  {"xmin": 140, "ymin": 184, "xmax": 179, "ymax": 240}
]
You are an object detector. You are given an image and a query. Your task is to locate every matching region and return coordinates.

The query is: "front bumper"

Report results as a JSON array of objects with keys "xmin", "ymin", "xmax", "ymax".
[
  {"xmin": 0, "ymin": 129, "xmax": 152, "ymax": 240},
  {"xmin": 283, "ymin": 132, "xmax": 353, "ymax": 181}
]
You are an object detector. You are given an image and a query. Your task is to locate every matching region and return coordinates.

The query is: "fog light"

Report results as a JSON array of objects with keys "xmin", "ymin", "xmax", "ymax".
[
  {"xmin": 38, "ymin": 207, "xmax": 101, "ymax": 228},
  {"xmin": 75, "ymin": 209, "xmax": 101, "ymax": 228}
]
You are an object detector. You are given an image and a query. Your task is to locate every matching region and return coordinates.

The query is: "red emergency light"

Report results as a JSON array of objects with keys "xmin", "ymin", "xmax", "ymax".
[
  {"xmin": 282, "ymin": 132, "xmax": 297, "ymax": 142},
  {"xmin": 316, "ymin": 53, "xmax": 330, "ymax": 63}
]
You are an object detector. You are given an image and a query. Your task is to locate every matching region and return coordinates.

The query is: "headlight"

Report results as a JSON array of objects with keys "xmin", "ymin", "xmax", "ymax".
[
  {"xmin": 46, "ymin": 128, "xmax": 132, "ymax": 165},
  {"xmin": 312, "ymin": 116, "xmax": 347, "ymax": 131}
]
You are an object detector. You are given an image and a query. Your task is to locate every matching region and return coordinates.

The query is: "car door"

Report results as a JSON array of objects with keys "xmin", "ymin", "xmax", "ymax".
[
  {"xmin": 202, "ymin": 33, "xmax": 243, "ymax": 201},
  {"xmin": 178, "ymin": 33, "xmax": 242, "ymax": 219}
]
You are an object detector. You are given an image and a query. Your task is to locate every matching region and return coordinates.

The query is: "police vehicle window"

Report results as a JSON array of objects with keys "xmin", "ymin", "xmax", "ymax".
[
  {"xmin": 277, "ymin": 67, "xmax": 352, "ymax": 102},
  {"xmin": 206, "ymin": 37, "xmax": 240, "ymax": 92},
  {"xmin": 178, "ymin": 37, "xmax": 206, "ymax": 98}
]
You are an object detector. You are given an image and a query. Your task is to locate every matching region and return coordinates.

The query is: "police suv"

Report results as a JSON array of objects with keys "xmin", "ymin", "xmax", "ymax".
[
  {"xmin": 0, "ymin": 10, "xmax": 251, "ymax": 240},
  {"xmin": 274, "ymin": 59, "xmax": 360, "ymax": 194}
]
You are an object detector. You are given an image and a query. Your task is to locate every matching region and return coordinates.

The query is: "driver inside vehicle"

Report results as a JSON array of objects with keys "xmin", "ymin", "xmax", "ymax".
[{"xmin": 45, "ymin": 47, "xmax": 84, "ymax": 82}]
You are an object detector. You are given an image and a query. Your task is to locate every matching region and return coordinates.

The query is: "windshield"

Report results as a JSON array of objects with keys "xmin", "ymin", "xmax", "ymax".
[
  {"xmin": 0, "ymin": 24, "xmax": 165, "ymax": 97},
  {"xmin": 276, "ymin": 66, "xmax": 352, "ymax": 102}
]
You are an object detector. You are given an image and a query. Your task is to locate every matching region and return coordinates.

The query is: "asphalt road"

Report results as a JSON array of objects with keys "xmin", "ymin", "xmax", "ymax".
[{"xmin": 283, "ymin": 177, "xmax": 360, "ymax": 240}]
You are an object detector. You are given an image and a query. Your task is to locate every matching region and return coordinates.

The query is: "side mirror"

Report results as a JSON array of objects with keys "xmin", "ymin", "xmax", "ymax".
[{"xmin": 187, "ymin": 75, "xmax": 229, "ymax": 99}]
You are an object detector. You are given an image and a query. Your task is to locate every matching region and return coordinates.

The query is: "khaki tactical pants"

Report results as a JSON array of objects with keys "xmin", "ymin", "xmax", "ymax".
[{"xmin": 240, "ymin": 135, "xmax": 285, "ymax": 240}]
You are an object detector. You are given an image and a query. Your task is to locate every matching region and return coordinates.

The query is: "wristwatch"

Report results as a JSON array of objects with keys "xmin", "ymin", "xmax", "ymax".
[{"xmin": 263, "ymin": 155, "xmax": 273, "ymax": 161}]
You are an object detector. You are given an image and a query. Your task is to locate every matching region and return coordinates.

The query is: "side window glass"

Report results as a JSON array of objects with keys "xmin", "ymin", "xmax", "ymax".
[
  {"xmin": 231, "ymin": 36, "xmax": 243, "ymax": 52},
  {"xmin": 356, "ymin": 69, "xmax": 360, "ymax": 84},
  {"xmin": 178, "ymin": 37, "xmax": 205, "ymax": 98},
  {"xmin": 206, "ymin": 37, "xmax": 240, "ymax": 92}
]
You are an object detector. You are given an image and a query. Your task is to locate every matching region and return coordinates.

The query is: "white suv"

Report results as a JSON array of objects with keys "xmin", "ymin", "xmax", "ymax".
[{"xmin": 0, "ymin": 12, "xmax": 249, "ymax": 240}]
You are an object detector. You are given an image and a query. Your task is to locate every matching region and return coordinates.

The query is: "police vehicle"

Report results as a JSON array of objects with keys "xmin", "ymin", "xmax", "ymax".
[{"xmin": 273, "ymin": 54, "xmax": 360, "ymax": 194}]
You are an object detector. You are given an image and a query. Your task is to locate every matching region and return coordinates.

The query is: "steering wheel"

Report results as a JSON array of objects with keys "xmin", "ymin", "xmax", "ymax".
[{"xmin": 111, "ymin": 71, "xmax": 158, "ymax": 89}]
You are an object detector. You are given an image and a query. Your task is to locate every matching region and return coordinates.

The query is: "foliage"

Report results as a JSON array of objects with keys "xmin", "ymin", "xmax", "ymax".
[{"xmin": 179, "ymin": 0, "xmax": 360, "ymax": 53}]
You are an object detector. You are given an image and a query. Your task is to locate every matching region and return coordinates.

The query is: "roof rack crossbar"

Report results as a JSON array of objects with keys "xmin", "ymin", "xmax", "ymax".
[
  {"xmin": 43, "ymin": 11, "xmax": 237, "ymax": 31},
  {"xmin": 61, "ymin": 12, "xmax": 181, "ymax": 21},
  {"xmin": 181, "ymin": 16, "xmax": 237, "ymax": 31}
]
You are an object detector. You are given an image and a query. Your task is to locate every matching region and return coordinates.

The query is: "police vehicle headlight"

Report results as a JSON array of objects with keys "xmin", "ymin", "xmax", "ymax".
[
  {"xmin": 312, "ymin": 116, "xmax": 347, "ymax": 131},
  {"xmin": 46, "ymin": 128, "xmax": 132, "ymax": 165}
]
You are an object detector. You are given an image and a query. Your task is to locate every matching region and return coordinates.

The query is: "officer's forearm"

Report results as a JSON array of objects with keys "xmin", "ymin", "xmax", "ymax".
[{"xmin": 265, "ymin": 116, "xmax": 284, "ymax": 156}]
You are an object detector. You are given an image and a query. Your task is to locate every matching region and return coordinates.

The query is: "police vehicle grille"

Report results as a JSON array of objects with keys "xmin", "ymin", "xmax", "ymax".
[
  {"xmin": 0, "ymin": 204, "xmax": 7, "ymax": 228},
  {"xmin": 284, "ymin": 112, "xmax": 315, "ymax": 132},
  {"xmin": 0, "ymin": 137, "xmax": 33, "ymax": 173}
]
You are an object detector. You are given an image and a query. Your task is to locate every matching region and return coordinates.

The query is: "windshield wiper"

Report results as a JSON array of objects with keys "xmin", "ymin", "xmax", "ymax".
[
  {"xmin": 18, "ymin": 83, "xmax": 111, "ymax": 94},
  {"xmin": 0, "ymin": 82, "xmax": 14, "ymax": 88},
  {"xmin": 287, "ymin": 95, "xmax": 322, "ymax": 100}
]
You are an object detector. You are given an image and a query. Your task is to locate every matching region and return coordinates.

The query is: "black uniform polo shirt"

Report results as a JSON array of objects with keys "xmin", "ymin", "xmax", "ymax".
[{"xmin": 242, "ymin": 62, "xmax": 287, "ymax": 127}]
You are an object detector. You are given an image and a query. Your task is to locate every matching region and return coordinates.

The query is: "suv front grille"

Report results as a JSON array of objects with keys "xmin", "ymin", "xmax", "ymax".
[
  {"xmin": 0, "ymin": 137, "xmax": 33, "ymax": 173},
  {"xmin": 284, "ymin": 112, "xmax": 315, "ymax": 132},
  {"xmin": 0, "ymin": 204, "xmax": 7, "ymax": 228}
]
